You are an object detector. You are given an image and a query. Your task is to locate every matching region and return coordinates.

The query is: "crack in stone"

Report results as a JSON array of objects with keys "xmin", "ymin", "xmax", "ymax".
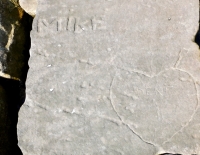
[
  {"xmin": 29, "ymin": 59, "xmax": 199, "ymax": 150},
  {"xmin": 32, "ymin": 71, "xmax": 158, "ymax": 148},
  {"xmin": 116, "ymin": 65, "xmax": 170, "ymax": 78},
  {"xmin": 174, "ymin": 50, "xmax": 183, "ymax": 68},
  {"xmin": 109, "ymin": 74, "xmax": 122, "ymax": 121},
  {"xmin": 32, "ymin": 64, "xmax": 199, "ymax": 150},
  {"xmin": 115, "ymin": 66, "xmax": 152, "ymax": 78},
  {"xmin": 108, "ymin": 66, "xmax": 199, "ymax": 148},
  {"xmin": 98, "ymin": 115, "xmax": 123, "ymax": 126},
  {"xmin": 162, "ymin": 67, "xmax": 200, "ymax": 145},
  {"xmin": 108, "ymin": 72, "xmax": 158, "ymax": 148}
]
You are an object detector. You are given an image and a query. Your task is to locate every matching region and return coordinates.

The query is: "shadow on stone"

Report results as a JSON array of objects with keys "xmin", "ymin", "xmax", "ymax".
[
  {"xmin": 159, "ymin": 153, "xmax": 182, "ymax": 155},
  {"xmin": 194, "ymin": 2, "xmax": 200, "ymax": 47},
  {"xmin": 195, "ymin": 27, "xmax": 200, "ymax": 47},
  {"xmin": 0, "ymin": 1, "xmax": 33, "ymax": 154},
  {"xmin": 0, "ymin": 77, "xmax": 23, "ymax": 155}
]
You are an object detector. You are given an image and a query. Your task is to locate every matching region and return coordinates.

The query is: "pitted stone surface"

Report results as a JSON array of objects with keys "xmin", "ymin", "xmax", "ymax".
[{"xmin": 18, "ymin": 0, "xmax": 200, "ymax": 154}]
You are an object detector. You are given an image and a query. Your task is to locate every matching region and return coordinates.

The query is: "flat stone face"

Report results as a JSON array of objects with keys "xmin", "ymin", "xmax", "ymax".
[{"xmin": 18, "ymin": 0, "xmax": 200, "ymax": 154}]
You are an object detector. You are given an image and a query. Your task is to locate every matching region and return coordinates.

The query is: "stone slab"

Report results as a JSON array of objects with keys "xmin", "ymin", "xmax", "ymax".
[{"xmin": 18, "ymin": 0, "xmax": 200, "ymax": 154}]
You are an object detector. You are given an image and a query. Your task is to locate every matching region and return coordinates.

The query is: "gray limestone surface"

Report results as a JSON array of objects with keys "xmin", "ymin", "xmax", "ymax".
[{"xmin": 18, "ymin": 0, "xmax": 200, "ymax": 154}]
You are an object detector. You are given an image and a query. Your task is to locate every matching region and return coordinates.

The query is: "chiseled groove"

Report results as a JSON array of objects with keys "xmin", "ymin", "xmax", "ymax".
[
  {"xmin": 162, "ymin": 67, "xmax": 200, "ymax": 145},
  {"xmin": 109, "ymin": 73, "xmax": 158, "ymax": 148}
]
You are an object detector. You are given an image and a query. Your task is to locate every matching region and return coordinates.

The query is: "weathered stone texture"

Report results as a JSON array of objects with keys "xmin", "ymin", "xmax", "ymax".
[{"xmin": 18, "ymin": 0, "xmax": 200, "ymax": 154}]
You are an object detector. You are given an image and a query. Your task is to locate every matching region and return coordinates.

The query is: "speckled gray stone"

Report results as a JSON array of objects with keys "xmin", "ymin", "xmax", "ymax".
[{"xmin": 18, "ymin": 0, "xmax": 200, "ymax": 154}]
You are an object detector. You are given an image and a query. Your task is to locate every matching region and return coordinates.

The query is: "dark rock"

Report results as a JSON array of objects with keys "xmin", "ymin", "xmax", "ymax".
[{"xmin": 0, "ymin": 0, "xmax": 33, "ymax": 154}]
